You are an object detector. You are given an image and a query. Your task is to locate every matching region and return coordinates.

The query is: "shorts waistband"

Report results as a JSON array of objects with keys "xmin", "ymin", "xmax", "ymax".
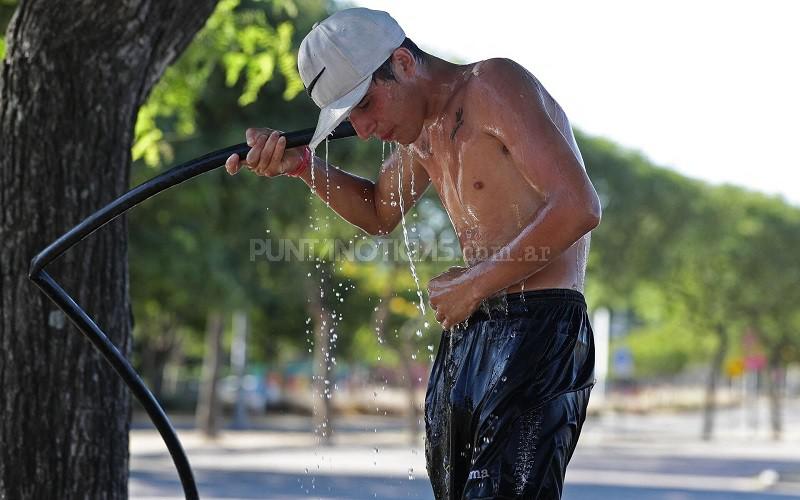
[{"xmin": 469, "ymin": 288, "xmax": 586, "ymax": 322}]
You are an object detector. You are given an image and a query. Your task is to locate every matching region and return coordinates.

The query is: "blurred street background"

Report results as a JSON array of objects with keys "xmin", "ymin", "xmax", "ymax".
[{"xmin": 129, "ymin": 395, "xmax": 800, "ymax": 499}]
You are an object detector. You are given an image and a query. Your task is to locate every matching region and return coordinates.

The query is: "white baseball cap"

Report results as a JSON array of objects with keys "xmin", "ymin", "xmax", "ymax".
[{"xmin": 298, "ymin": 8, "xmax": 406, "ymax": 150}]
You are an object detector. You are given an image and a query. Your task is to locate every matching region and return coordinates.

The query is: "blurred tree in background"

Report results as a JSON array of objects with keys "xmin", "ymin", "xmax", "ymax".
[{"xmin": 580, "ymin": 130, "xmax": 800, "ymax": 438}]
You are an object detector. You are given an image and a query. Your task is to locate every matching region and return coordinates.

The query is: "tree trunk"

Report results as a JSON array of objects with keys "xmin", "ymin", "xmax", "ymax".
[
  {"xmin": 0, "ymin": 1, "xmax": 216, "ymax": 497},
  {"xmin": 230, "ymin": 310, "xmax": 250, "ymax": 430},
  {"xmin": 306, "ymin": 276, "xmax": 334, "ymax": 445},
  {"xmin": 372, "ymin": 266, "xmax": 422, "ymax": 443},
  {"xmin": 138, "ymin": 320, "xmax": 180, "ymax": 402},
  {"xmin": 701, "ymin": 324, "xmax": 728, "ymax": 441},
  {"xmin": 371, "ymin": 284, "xmax": 393, "ymax": 346},
  {"xmin": 766, "ymin": 348, "xmax": 784, "ymax": 440},
  {"xmin": 398, "ymin": 321, "xmax": 422, "ymax": 445},
  {"xmin": 196, "ymin": 311, "xmax": 225, "ymax": 438}
]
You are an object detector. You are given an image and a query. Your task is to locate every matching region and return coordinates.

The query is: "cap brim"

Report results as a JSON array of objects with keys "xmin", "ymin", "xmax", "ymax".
[{"xmin": 309, "ymin": 77, "xmax": 371, "ymax": 151}]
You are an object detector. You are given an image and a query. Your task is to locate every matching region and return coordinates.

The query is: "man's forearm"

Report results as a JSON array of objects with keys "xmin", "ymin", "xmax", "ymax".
[{"xmin": 294, "ymin": 154, "xmax": 381, "ymax": 234}]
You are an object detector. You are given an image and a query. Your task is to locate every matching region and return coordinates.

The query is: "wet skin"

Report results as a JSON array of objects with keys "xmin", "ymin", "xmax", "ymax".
[{"xmin": 226, "ymin": 50, "xmax": 601, "ymax": 330}]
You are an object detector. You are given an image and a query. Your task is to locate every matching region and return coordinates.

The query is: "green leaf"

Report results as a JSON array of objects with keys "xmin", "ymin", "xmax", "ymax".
[
  {"xmin": 239, "ymin": 52, "xmax": 274, "ymax": 106},
  {"xmin": 222, "ymin": 52, "xmax": 248, "ymax": 86},
  {"xmin": 279, "ymin": 51, "xmax": 304, "ymax": 100},
  {"xmin": 271, "ymin": 0, "xmax": 298, "ymax": 18},
  {"xmin": 276, "ymin": 21, "xmax": 293, "ymax": 53},
  {"xmin": 132, "ymin": 128, "xmax": 164, "ymax": 166}
]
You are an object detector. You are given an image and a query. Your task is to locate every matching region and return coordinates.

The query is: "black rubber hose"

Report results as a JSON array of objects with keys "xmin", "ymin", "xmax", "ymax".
[
  {"xmin": 30, "ymin": 122, "xmax": 357, "ymax": 277},
  {"xmin": 27, "ymin": 121, "xmax": 357, "ymax": 499}
]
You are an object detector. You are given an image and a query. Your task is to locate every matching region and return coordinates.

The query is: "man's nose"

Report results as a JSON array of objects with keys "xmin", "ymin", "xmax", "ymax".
[{"xmin": 349, "ymin": 113, "xmax": 375, "ymax": 140}]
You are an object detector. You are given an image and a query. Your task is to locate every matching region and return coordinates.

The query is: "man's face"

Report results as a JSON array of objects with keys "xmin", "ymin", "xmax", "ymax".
[{"xmin": 347, "ymin": 52, "xmax": 426, "ymax": 145}]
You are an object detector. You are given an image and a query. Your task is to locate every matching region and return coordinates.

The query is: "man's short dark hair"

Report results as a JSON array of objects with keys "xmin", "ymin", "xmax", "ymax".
[{"xmin": 372, "ymin": 38, "xmax": 426, "ymax": 82}]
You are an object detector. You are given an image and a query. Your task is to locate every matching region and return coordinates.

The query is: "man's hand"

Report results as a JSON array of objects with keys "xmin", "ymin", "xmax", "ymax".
[
  {"xmin": 428, "ymin": 266, "xmax": 482, "ymax": 331},
  {"xmin": 225, "ymin": 128, "xmax": 304, "ymax": 177}
]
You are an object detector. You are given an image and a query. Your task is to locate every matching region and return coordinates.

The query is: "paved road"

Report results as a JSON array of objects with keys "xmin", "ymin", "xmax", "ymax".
[{"xmin": 131, "ymin": 401, "xmax": 800, "ymax": 499}]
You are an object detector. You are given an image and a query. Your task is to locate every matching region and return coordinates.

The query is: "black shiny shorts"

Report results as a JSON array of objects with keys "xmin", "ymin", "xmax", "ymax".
[{"xmin": 424, "ymin": 289, "xmax": 595, "ymax": 499}]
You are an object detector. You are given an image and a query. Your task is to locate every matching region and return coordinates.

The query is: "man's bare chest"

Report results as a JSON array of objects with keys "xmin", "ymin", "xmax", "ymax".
[{"xmin": 413, "ymin": 116, "xmax": 543, "ymax": 239}]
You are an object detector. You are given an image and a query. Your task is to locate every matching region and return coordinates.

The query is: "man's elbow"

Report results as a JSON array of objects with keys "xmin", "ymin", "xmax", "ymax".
[
  {"xmin": 565, "ymin": 199, "xmax": 601, "ymax": 236},
  {"xmin": 582, "ymin": 188, "xmax": 602, "ymax": 231},
  {"xmin": 368, "ymin": 211, "xmax": 402, "ymax": 236},
  {"xmin": 365, "ymin": 219, "xmax": 396, "ymax": 236},
  {"xmin": 584, "ymin": 206, "xmax": 602, "ymax": 232},
  {"xmin": 372, "ymin": 221, "xmax": 399, "ymax": 236},
  {"xmin": 360, "ymin": 222, "xmax": 383, "ymax": 236}
]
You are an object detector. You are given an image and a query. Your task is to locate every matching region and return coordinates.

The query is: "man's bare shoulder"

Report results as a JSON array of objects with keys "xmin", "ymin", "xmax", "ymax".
[
  {"xmin": 465, "ymin": 58, "xmax": 541, "ymax": 133},
  {"xmin": 465, "ymin": 58, "xmax": 536, "ymax": 96}
]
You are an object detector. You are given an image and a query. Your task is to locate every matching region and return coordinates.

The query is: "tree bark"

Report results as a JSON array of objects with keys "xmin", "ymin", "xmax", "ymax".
[
  {"xmin": 372, "ymin": 266, "xmax": 422, "ymax": 443},
  {"xmin": 196, "ymin": 311, "xmax": 225, "ymax": 438},
  {"xmin": 138, "ymin": 318, "xmax": 180, "ymax": 402},
  {"xmin": 0, "ymin": 1, "xmax": 216, "ymax": 497},
  {"xmin": 306, "ymin": 275, "xmax": 334, "ymax": 445},
  {"xmin": 766, "ymin": 348, "xmax": 784, "ymax": 441},
  {"xmin": 398, "ymin": 320, "xmax": 422, "ymax": 445},
  {"xmin": 701, "ymin": 324, "xmax": 728, "ymax": 441}
]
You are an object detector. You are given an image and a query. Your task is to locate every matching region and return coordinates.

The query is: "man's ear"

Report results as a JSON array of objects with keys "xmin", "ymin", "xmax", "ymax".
[{"xmin": 391, "ymin": 48, "xmax": 417, "ymax": 80}]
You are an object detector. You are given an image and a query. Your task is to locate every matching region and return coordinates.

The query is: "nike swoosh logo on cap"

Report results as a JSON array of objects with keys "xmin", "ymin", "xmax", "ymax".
[{"xmin": 306, "ymin": 67, "xmax": 326, "ymax": 98}]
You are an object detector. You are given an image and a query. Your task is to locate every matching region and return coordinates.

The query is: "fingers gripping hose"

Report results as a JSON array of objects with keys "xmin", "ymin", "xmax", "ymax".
[{"xmin": 27, "ymin": 122, "xmax": 357, "ymax": 499}]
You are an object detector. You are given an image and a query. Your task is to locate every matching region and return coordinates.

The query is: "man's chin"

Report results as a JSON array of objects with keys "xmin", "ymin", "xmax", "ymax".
[{"xmin": 387, "ymin": 133, "xmax": 412, "ymax": 146}]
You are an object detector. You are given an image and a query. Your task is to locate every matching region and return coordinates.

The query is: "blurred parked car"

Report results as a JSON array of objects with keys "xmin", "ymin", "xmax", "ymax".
[{"xmin": 218, "ymin": 374, "xmax": 280, "ymax": 413}]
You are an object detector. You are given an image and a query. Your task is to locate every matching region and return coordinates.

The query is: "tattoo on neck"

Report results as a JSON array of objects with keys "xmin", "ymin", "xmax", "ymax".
[{"xmin": 450, "ymin": 108, "xmax": 464, "ymax": 141}]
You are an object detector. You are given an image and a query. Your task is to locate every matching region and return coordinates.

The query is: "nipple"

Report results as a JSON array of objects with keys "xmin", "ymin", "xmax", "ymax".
[{"xmin": 473, "ymin": 181, "xmax": 484, "ymax": 190}]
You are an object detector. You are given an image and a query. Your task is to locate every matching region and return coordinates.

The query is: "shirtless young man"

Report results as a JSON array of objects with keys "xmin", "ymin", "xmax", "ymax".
[{"xmin": 226, "ymin": 8, "xmax": 601, "ymax": 499}]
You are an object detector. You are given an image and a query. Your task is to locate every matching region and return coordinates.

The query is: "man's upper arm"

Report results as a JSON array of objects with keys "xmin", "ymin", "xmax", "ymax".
[
  {"xmin": 373, "ymin": 147, "xmax": 431, "ymax": 235},
  {"xmin": 470, "ymin": 59, "xmax": 601, "ymax": 223}
]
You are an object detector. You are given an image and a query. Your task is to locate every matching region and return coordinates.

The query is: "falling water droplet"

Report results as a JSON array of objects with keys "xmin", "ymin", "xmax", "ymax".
[
  {"xmin": 395, "ymin": 146, "xmax": 427, "ymax": 316},
  {"xmin": 324, "ymin": 138, "xmax": 331, "ymax": 207}
]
